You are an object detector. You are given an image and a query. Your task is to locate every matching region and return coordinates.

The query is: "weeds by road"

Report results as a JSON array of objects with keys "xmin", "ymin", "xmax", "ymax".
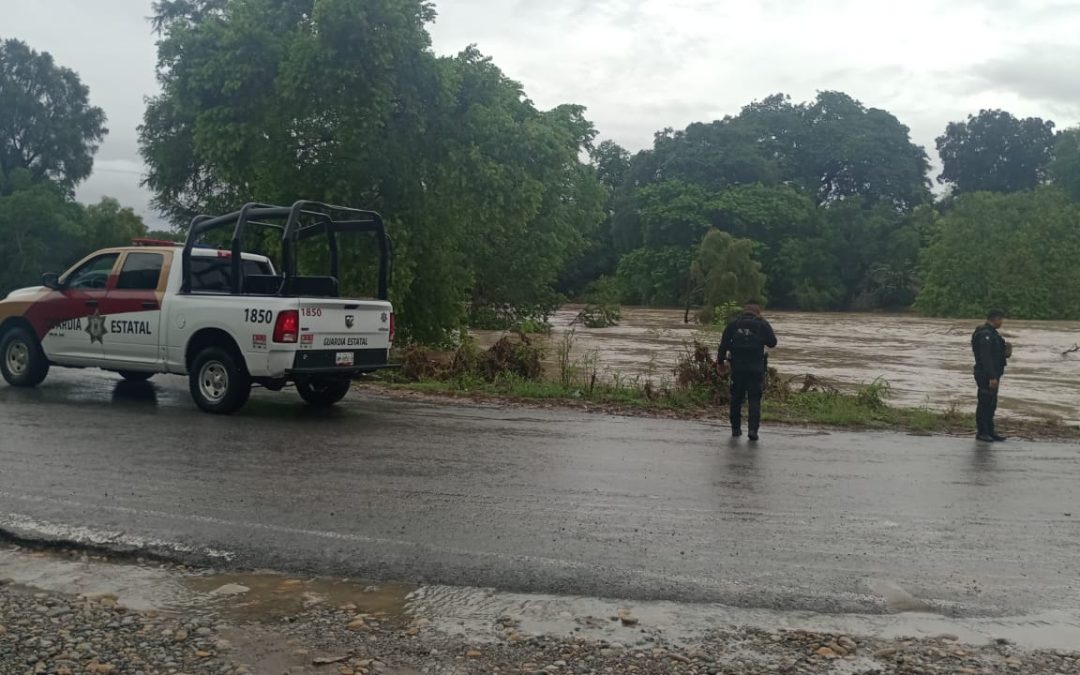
[{"xmin": 374, "ymin": 334, "xmax": 1080, "ymax": 441}]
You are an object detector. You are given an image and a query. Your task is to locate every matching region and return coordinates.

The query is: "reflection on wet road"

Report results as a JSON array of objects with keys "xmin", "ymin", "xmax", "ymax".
[
  {"xmin": 477, "ymin": 308, "xmax": 1080, "ymax": 422},
  {"xmin": 1, "ymin": 369, "xmax": 1079, "ymax": 621}
]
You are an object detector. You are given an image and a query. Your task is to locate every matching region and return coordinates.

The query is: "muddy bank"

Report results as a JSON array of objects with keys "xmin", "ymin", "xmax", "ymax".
[
  {"xmin": 475, "ymin": 308, "xmax": 1080, "ymax": 423},
  {"xmin": 2, "ymin": 545, "xmax": 1080, "ymax": 674}
]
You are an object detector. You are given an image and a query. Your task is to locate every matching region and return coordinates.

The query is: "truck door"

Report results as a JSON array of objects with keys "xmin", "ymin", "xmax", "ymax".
[
  {"xmin": 101, "ymin": 251, "xmax": 169, "ymax": 367},
  {"xmin": 29, "ymin": 252, "xmax": 119, "ymax": 364}
]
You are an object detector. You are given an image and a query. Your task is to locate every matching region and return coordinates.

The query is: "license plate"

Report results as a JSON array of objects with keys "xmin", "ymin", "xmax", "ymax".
[{"xmin": 335, "ymin": 352, "xmax": 354, "ymax": 366}]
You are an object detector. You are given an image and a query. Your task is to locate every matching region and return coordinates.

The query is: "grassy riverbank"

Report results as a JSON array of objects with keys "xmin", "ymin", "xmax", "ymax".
[
  {"xmin": 368, "ymin": 377, "xmax": 1080, "ymax": 440},
  {"xmin": 373, "ymin": 336, "xmax": 1080, "ymax": 440}
]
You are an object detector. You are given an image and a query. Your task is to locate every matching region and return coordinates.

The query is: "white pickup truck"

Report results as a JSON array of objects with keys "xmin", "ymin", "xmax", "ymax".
[{"xmin": 0, "ymin": 201, "xmax": 395, "ymax": 414}]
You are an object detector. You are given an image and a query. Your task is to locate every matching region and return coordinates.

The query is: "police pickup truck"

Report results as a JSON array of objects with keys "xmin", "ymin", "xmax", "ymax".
[{"xmin": 0, "ymin": 201, "xmax": 395, "ymax": 414}]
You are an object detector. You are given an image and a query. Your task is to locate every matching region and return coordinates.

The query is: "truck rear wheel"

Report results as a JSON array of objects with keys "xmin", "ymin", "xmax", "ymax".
[
  {"xmin": 297, "ymin": 378, "xmax": 351, "ymax": 408},
  {"xmin": 189, "ymin": 346, "xmax": 251, "ymax": 414},
  {"xmin": 1, "ymin": 326, "xmax": 49, "ymax": 388}
]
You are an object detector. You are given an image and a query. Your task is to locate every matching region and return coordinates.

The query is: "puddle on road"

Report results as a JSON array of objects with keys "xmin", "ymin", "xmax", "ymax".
[
  {"xmin": 0, "ymin": 546, "xmax": 411, "ymax": 624},
  {"xmin": 184, "ymin": 572, "xmax": 412, "ymax": 623},
  {"xmin": 0, "ymin": 547, "xmax": 191, "ymax": 611},
  {"xmin": 3, "ymin": 545, "xmax": 1079, "ymax": 651},
  {"xmin": 476, "ymin": 307, "xmax": 1080, "ymax": 423}
]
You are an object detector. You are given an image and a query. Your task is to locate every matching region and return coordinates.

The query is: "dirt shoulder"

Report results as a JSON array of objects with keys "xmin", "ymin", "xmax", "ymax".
[{"xmin": 2, "ymin": 548, "xmax": 1078, "ymax": 675}]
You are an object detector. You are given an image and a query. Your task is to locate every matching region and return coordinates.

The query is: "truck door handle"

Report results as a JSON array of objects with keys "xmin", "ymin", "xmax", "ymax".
[
  {"xmin": 85, "ymin": 300, "xmax": 99, "ymax": 307},
  {"xmin": 142, "ymin": 301, "xmax": 158, "ymax": 309}
]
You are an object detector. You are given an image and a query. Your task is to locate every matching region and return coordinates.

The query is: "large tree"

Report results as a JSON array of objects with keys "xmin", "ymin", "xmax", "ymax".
[
  {"xmin": 0, "ymin": 174, "xmax": 149, "ymax": 295},
  {"xmin": 598, "ymin": 91, "xmax": 934, "ymax": 314},
  {"xmin": 0, "ymin": 39, "xmax": 107, "ymax": 194},
  {"xmin": 1049, "ymin": 127, "xmax": 1080, "ymax": 202},
  {"xmin": 791, "ymin": 91, "xmax": 931, "ymax": 210},
  {"xmin": 80, "ymin": 197, "xmax": 149, "ymax": 251},
  {"xmin": 557, "ymin": 140, "xmax": 630, "ymax": 297},
  {"xmin": 0, "ymin": 175, "xmax": 84, "ymax": 292},
  {"xmin": 690, "ymin": 230, "xmax": 766, "ymax": 309},
  {"xmin": 935, "ymin": 109, "xmax": 1056, "ymax": 194},
  {"xmin": 592, "ymin": 139, "xmax": 631, "ymax": 191},
  {"xmin": 649, "ymin": 120, "xmax": 782, "ymax": 193},
  {"xmin": 918, "ymin": 188, "xmax": 1080, "ymax": 320},
  {"xmin": 140, "ymin": 0, "xmax": 602, "ymax": 341},
  {"xmin": 708, "ymin": 183, "xmax": 825, "ymax": 307}
]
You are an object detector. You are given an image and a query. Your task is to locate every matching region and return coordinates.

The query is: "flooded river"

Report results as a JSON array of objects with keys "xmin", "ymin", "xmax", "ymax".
[{"xmin": 479, "ymin": 308, "xmax": 1080, "ymax": 422}]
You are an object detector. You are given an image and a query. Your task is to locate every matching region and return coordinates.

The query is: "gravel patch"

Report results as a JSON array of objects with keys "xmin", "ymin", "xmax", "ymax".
[
  {"xmin": 2, "ymin": 571, "xmax": 1078, "ymax": 675},
  {"xmin": 0, "ymin": 578, "xmax": 241, "ymax": 674},
  {"xmin": 257, "ymin": 600, "xmax": 1080, "ymax": 675}
]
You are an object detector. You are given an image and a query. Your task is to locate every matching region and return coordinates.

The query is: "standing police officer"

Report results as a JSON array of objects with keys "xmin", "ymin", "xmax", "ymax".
[
  {"xmin": 718, "ymin": 301, "xmax": 778, "ymax": 441},
  {"xmin": 972, "ymin": 309, "xmax": 1011, "ymax": 443}
]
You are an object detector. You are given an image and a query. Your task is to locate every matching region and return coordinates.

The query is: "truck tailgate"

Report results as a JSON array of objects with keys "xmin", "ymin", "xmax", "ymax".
[{"xmin": 295, "ymin": 298, "xmax": 392, "ymax": 369}]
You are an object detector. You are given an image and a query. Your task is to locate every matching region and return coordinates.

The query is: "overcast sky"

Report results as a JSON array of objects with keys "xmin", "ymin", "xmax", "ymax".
[{"xmin": 6, "ymin": 0, "xmax": 1080, "ymax": 226}]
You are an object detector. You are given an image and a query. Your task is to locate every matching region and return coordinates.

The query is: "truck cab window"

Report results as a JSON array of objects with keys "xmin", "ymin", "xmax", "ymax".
[
  {"xmin": 190, "ymin": 257, "xmax": 274, "ymax": 293},
  {"xmin": 117, "ymin": 253, "xmax": 165, "ymax": 290},
  {"xmin": 64, "ymin": 254, "xmax": 119, "ymax": 290}
]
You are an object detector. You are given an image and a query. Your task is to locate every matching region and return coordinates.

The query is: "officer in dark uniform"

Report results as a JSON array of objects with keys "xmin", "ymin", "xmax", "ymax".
[
  {"xmin": 972, "ymin": 309, "xmax": 1011, "ymax": 443},
  {"xmin": 718, "ymin": 301, "xmax": 778, "ymax": 441}
]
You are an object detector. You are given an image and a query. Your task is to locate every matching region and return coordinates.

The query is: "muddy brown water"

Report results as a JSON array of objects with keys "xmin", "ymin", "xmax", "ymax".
[{"xmin": 476, "ymin": 308, "xmax": 1080, "ymax": 423}]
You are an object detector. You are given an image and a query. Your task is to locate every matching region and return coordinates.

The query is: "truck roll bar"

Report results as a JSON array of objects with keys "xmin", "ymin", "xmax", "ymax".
[{"xmin": 181, "ymin": 200, "xmax": 391, "ymax": 300}]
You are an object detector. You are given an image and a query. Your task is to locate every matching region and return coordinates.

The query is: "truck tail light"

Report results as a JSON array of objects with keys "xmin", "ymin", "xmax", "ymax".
[
  {"xmin": 274, "ymin": 310, "xmax": 299, "ymax": 343},
  {"xmin": 389, "ymin": 312, "xmax": 396, "ymax": 344}
]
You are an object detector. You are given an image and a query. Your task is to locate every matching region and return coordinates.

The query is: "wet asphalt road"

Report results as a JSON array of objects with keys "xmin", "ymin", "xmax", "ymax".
[{"xmin": 1, "ymin": 369, "xmax": 1078, "ymax": 618}]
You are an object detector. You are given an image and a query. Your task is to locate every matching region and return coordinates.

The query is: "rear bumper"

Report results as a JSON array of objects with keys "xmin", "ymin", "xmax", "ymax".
[{"xmin": 286, "ymin": 348, "xmax": 392, "ymax": 376}]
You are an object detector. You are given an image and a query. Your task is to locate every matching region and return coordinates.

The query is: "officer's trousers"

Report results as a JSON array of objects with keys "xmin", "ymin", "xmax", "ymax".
[
  {"xmin": 730, "ymin": 371, "xmax": 764, "ymax": 433},
  {"xmin": 974, "ymin": 370, "xmax": 999, "ymax": 436}
]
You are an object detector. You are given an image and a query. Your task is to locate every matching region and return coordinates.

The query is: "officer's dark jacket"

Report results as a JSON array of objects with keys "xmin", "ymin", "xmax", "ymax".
[
  {"xmin": 719, "ymin": 313, "xmax": 778, "ymax": 374},
  {"xmin": 972, "ymin": 323, "xmax": 1008, "ymax": 379}
]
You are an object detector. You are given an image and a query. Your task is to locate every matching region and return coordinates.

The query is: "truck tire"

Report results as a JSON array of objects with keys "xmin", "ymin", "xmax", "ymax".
[
  {"xmin": 189, "ymin": 346, "xmax": 251, "ymax": 414},
  {"xmin": 297, "ymin": 378, "xmax": 351, "ymax": 408},
  {"xmin": 1, "ymin": 326, "xmax": 49, "ymax": 388},
  {"xmin": 118, "ymin": 370, "xmax": 154, "ymax": 383}
]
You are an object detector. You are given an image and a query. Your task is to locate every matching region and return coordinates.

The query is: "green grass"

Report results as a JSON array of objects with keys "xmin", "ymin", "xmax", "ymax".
[
  {"xmin": 764, "ymin": 390, "xmax": 974, "ymax": 431},
  {"xmin": 380, "ymin": 375, "xmax": 988, "ymax": 434}
]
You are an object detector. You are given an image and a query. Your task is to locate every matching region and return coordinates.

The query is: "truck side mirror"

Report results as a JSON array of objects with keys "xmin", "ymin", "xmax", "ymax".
[{"xmin": 41, "ymin": 273, "xmax": 61, "ymax": 290}]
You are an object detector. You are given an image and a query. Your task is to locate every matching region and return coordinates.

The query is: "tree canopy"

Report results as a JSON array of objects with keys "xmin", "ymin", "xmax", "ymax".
[
  {"xmin": 591, "ymin": 91, "xmax": 932, "ymax": 317},
  {"xmin": 0, "ymin": 40, "xmax": 145, "ymax": 298},
  {"xmin": 0, "ymin": 38, "xmax": 108, "ymax": 194},
  {"xmin": 139, "ymin": 0, "xmax": 604, "ymax": 342},
  {"xmin": 691, "ymin": 231, "xmax": 766, "ymax": 310},
  {"xmin": 0, "ymin": 172, "xmax": 149, "ymax": 294},
  {"xmin": 1049, "ymin": 127, "xmax": 1080, "ymax": 202},
  {"xmin": 935, "ymin": 109, "xmax": 1056, "ymax": 194},
  {"xmin": 918, "ymin": 189, "xmax": 1080, "ymax": 320}
]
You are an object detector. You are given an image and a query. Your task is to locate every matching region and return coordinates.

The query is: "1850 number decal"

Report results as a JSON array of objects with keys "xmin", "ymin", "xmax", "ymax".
[
  {"xmin": 244, "ymin": 309, "xmax": 273, "ymax": 324},
  {"xmin": 301, "ymin": 307, "xmax": 322, "ymax": 318}
]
